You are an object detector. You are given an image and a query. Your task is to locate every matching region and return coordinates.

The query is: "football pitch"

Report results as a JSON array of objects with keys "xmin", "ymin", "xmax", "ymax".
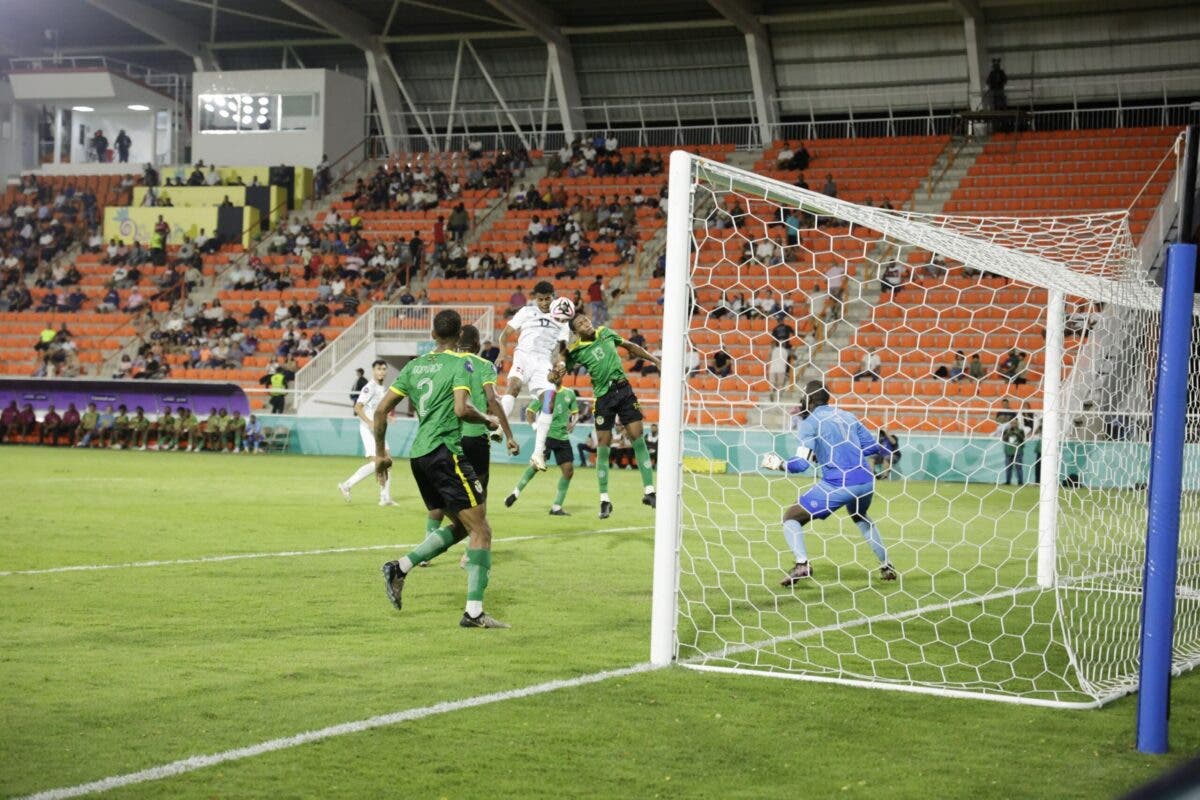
[{"xmin": 1, "ymin": 448, "xmax": 1197, "ymax": 799}]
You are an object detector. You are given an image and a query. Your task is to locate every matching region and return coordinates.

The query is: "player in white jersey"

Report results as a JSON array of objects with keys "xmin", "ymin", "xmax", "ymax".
[
  {"xmin": 496, "ymin": 280, "xmax": 569, "ymax": 471},
  {"xmin": 338, "ymin": 359, "xmax": 395, "ymax": 506}
]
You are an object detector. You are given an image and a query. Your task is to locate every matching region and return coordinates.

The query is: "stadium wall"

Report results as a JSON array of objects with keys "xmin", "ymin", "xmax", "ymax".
[{"xmin": 255, "ymin": 417, "xmax": 1200, "ymax": 490}]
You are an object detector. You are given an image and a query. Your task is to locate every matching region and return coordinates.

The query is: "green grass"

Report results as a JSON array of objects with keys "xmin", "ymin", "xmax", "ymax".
[{"xmin": 0, "ymin": 448, "xmax": 1197, "ymax": 799}]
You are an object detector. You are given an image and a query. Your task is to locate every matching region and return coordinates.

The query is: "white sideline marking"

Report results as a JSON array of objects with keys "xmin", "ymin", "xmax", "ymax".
[
  {"xmin": 15, "ymin": 662, "xmax": 659, "ymax": 800},
  {"xmin": 0, "ymin": 526, "xmax": 652, "ymax": 578}
]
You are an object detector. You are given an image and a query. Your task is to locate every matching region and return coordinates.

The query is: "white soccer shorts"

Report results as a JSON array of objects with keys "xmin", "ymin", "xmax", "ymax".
[
  {"xmin": 507, "ymin": 353, "xmax": 555, "ymax": 397},
  {"xmin": 360, "ymin": 422, "xmax": 378, "ymax": 458}
]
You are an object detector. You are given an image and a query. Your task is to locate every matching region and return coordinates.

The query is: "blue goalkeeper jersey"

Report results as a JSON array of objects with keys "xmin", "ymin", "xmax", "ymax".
[{"xmin": 792, "ymin": 405, "xmax": 880, "ymax": 487}]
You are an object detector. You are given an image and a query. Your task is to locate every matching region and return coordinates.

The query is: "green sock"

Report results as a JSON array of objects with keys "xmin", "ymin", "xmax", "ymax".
[
  {"xmin": 553, "ymin": 476, "xmax": 570, "ymax": 508},
  {"xmin": 425, "ymin": 516, "xmax": 440, "ymax": 534},
  {"xmin": 465, "ymin": 547, "xmax": 491, "ymax": 601},
  {"xmin": 597, "ymin": 447, "xmax": 611, "ymax": 493},
  {"xmin": 516, "ymin": 466, "xmax": 538, "ymax": 491},
  {"xmin": 633, "ymin": 437, "xmax": 655, "ymax": 490},
  {"xmin": 406, "ymin": 527, "xmax": 456, "ymax": 567}
]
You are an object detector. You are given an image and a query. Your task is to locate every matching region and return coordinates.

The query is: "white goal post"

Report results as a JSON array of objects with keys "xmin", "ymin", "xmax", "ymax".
[{"xmin": 650, "ymin": 147, "xmax": 1200, "ymax": 708}]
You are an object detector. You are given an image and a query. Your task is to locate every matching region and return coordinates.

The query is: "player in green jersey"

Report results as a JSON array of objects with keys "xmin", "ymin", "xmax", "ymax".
[
  {"xmin": 427, "ymin": 324, "xmax": 518, "ymax": 560},
  {"xmin": 374, "ymin": 309, "xmax": 510, "ymax": 629},
  {"xmin": 504, "ymin": 381, "xmax": 580, "ymax": 514},
  {"xmin": 552, "ymin": 313, "xmax": 661, "ymax": 519}
]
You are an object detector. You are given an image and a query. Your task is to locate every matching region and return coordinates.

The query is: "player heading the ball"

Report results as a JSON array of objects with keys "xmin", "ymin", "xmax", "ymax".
[{"xmin": 496, "ymin": 280, "xmax": 570, "ymax": 473}]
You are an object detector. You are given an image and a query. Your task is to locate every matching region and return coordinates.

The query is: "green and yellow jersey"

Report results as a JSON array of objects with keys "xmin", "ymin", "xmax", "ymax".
[
  {"xmin": 458, "ymin": 353, "xmax": 498, "ymax": 439},
  {"xmin": 390, "ymin": 350, "xmax": 472, "ymax": 458},
  {"xmin": 566, "ymin": 327, "xmax": 627, "ymax": 398}
]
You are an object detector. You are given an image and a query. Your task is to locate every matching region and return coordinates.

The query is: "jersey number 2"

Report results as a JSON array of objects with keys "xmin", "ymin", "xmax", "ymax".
[{"xmin": 415, "ymin": 378, "xmax": 434, "ymax": 417}]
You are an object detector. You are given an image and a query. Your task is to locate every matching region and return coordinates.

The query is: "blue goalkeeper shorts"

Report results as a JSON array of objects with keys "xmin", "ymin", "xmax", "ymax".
[{"xmin": 798, "ymin": 481, "xmax": 874, "ymax": 520}]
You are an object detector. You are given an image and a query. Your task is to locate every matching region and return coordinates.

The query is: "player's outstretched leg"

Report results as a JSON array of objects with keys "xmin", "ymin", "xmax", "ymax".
[
  {"xmin": 506, "ymin": 464, "xmax": 540, "ymax": 507},
  {"xmin": 381, "ymin": 518, "xmax": 465, "ymax": 610},
  {"xmin": 530, "ymin": 389, "xmax": 555, "ymax": 472},
  {"xmin": 627, "ymin": 422, "xmax": 656, "ymax": 507},
  {"xmin": 457, "ymin": 506, "xmax": 509, "ymax": 628},
  {"xmin": 550, "ymin": 461, "xmax": 574, "ymax": 515},
  {"xmin": 780, "ymin": 503, "xmax": 813, "ymax": 586},
  {"xmin": 339, "ymin": 460, "xmax": 376, "ymax": 503},
  {"xmin": 847, "ymin": 492, "xmax": 896, "ymax": 580},
  {"xmin": 597, "ymin": 444, "xmax": 612, "ymax": 518}
]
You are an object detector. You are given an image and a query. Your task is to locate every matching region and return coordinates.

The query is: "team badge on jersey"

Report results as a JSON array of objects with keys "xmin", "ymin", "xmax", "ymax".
[{"xmin": 596, "ymin": 415, "xmax": 605, "ymax": 426}]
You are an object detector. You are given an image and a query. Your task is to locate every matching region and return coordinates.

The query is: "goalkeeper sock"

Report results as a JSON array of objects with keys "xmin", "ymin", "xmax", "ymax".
[
  {"xmin": 345, "ymin": 461, "xmax": 375, "ymax": 488},
  {"xmin": 500, "ymin": 394, "xmax": 515, "ymax": 419},
  {"xmin": 516, "ymin": 465, "xmax": 538, "ymax": 491},
  {"xmin": 553, "ymin": 476, "xmax": 570, "ymax": 508},
  {"xmin": 783, "ymin": 519, "xmax": 809, "ymax": 563},
  {"xmin": 465, "ymin": 547, "xmax": 492, "ymax": 613},
  {"xmin": 632, "ymin": 437, "xmax": 655, "ymax": 490},
  {"xmin": 597, "ymin": 447, "xmax": 611, "ymax": 493},
  {"xmin": 402, "ymin": 526, "xmax": 457, "ymax": 572},
  {"xmin": 855, "ymin": 517, "xmax": 888, "ymax": 564}
]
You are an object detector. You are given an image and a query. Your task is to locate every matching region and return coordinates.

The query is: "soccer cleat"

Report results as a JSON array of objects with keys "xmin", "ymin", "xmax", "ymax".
[
  {"xmin": 642, "ymin": 491, "xmax": 657, "ymax": 509},
  {"xmin": 530, "ymin": 452, "xmax": 547, "ymax": 472},
  {"xmin": 338, "ymin": 483, "xmax": 351, "ymax": 503},
  {"xmin": 549, "ymin": 507, "xmax": 569, "ymax": 516},
  {"xmin": 880, "ymin": 563, "xmax": 899, "ymax": 581},
  {"xmin": 379, "ymin": 498, "xmax": 398, "ymax": 507},
  {"xmin": 460, "ymin": 612, "xmax": 510, "ymax": 629},
  {"xmin": 504, "ymin": 491, "xmax": 519, "ymax": 507},
  {"xmin": 599, "ymin": 500, "xmax": 613, "ymax": 519},
  {"xmin": 780, "ymin": 561, "xmax": 813, "ymax": 586},
  {"xmin": 381, "ymin": 560, "xmax": 406, "ymax": 610}
]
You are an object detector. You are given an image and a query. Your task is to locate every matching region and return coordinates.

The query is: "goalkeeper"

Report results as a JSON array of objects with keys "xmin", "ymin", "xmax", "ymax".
[
  {"xmin": 504, "ymin": 382, "xmax": 580, "ymax": 515},
  {"xmin": 761, "ymin": 380, "xmax": 898, "ymax": 585}
]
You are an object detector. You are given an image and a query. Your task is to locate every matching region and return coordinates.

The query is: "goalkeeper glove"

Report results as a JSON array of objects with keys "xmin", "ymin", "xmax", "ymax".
[{"xmin": 760, "ymin": 452, "xmax": 785, "ymax": 471}]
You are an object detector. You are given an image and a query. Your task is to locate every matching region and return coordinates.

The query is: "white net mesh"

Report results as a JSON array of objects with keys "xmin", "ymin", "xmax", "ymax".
[{"xmin": 666, "ymin": 155, "xmax": 1200, "ymax": 706}]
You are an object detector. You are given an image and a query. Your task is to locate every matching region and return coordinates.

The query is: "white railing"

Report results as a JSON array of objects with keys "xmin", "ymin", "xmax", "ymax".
[{"xmin": 293, "ymin": 304, "xmax": 495, "ymax": 410}]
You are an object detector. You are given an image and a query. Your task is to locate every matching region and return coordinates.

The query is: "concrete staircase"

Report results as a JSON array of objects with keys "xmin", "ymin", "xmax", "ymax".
[{"xmin": 909, "ymin": 135, "xmax": 986, "ymax": 215}]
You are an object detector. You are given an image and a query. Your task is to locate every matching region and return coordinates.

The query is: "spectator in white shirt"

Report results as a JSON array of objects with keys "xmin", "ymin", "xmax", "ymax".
[
  {"xmin": 605, "ymin": 133, "xmax": 619, "ymax": 153},
  {"xmin": 330, "ymin": 278, "xmax": 346, "ymax": 298},
  {"xmin": 205, "ymin": 167, "xmax": 222, "ymax": 186},
  {"xmin": 776, "ymin": 144, "xmax": 794, "ymax": 168}
]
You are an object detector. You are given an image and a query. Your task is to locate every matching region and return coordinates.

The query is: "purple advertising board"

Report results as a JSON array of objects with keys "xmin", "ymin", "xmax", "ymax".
[{"xmin": 0, "ymin": 378, "xmax": 250, "ymax": 417}]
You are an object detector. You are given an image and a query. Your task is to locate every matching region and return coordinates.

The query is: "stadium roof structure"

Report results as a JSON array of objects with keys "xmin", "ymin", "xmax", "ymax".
[{"xmin": 0, "ymin": 0, "xmax": 1159, "ymax": 74}]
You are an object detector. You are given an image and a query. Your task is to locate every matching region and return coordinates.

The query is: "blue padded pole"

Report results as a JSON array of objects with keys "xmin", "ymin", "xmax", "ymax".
[{"xmin": 1136, "ymin": 243, "xmax": 1196, "ymax": 753}]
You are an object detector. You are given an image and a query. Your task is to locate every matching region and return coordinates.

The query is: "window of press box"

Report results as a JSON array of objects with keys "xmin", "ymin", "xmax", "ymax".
[{"xmin": 198, "ymin": 93, "xmax": 319, "ymax": 133}]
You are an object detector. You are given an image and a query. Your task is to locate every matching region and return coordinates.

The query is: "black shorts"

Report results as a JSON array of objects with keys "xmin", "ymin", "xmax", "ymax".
[
  {"xmin": 593, "ymin": 380, "xmax": 643, "ymax": 432},
  {"xmin": 460, "ymin": 434, "xmax": 491, "ymax": 491},
  {"xmin": 544, "ymin": 436, "xmax": 573, "ymax": 466},
  {"xmin": 410, "ymin": 444, "xmax": 486, "ymax": 513}
]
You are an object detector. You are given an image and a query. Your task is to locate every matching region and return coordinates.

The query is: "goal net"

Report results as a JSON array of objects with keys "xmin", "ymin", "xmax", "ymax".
[{"xmin": 650, "ymin": 150, "xmax": 1200, "ymax": 707}]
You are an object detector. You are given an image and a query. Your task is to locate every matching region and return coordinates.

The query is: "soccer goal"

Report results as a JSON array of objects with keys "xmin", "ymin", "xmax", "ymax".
[{"xmin": 649, "ymin": 148, "xmax": 1200, "ymax": 708}]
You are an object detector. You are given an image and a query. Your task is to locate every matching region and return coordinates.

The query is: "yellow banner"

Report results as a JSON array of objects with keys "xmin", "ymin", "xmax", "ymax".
[{"xmin": 103, "ymin": 206, "xmax": 260, "ymax": 248}]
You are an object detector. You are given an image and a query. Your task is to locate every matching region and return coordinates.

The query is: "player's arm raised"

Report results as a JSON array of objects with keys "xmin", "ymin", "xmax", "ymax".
[
  {"xmin": 373, "ymin": 390, "xmax": 404, "ymax": 481},
  {"xmin": 619, "ymin": 338, "xmax": 660, "ymax": 371}
]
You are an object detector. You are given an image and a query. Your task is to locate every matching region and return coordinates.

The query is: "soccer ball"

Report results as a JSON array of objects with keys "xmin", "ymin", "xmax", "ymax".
[{"xmin": 549, "ymin": 296, "xmax": 576, "ymax": 323}]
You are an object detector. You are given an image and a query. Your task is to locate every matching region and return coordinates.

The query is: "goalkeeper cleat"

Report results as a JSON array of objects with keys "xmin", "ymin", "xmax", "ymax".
[
  {"xmin": 338, "ymin": 483, "xmax": 351, "ymax": 503},
  {"xmin": 460, "ymin": 611, "xmax": 510, "ymax": 629},
  {"xmin": 880, "ymin": 563, "xmax": 898, "ymax": 581},
  {"xmin": 599, "ymin": 499, "xmax": 613, "ymax": 519},
  {"xmin": 780, "ymin": 561, "xmax": 813, "ymax": 586},
  {"xmin": 504, "ymin": 491, "xmax": 519, "ymax": 507},
  {"xmin": 549, "ymin": 507, "xmax": 569, "ymax": 516},
  {"xmin": 642, "ymin": 491, "xmax": 657, "ymax": 509},
  {"xmin": 530, "ymin": 452, "xmax": 547, "ymax": 472},
  {"xmin": 381, "ymin": 560, "xmax": 406, "ymax": 610}
]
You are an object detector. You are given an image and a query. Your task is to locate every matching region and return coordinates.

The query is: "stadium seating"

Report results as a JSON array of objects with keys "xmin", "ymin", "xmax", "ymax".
[{"xmin": 944, "ymin": 127, "xmax": 1178, "ymax": 240}]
